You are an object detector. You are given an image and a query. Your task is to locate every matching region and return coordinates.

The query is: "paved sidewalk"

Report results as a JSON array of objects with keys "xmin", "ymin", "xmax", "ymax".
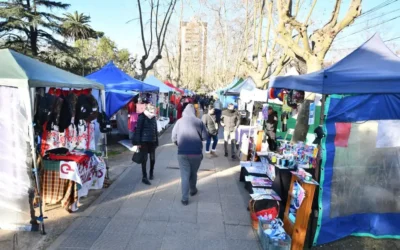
[{"xmin": 49, "ymin": 128, "xmax": 261, "ymax": 250}]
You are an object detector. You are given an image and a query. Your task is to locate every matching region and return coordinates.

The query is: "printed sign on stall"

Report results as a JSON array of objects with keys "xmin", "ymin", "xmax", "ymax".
[{"xmin": 59, "ymin": 161, "xmax": 82, "ymax": 184}]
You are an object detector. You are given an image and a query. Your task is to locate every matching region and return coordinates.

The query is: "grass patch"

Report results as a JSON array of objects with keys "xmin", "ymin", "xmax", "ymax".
[{"xmin": 108, "ymin": 150, "xmax": 123, "ymax": 157}]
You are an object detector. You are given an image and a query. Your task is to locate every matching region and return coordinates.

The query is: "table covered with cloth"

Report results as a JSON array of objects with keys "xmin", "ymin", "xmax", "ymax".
[
  {"xmin": 41, "ymin": 151, "xmax": 105, "ymax": 212},
  {"xmin": 236, "ymin": 125, "xmax": 257, "ymax": 144},
  {"xmin": 157, "ymin": 117, "xmax": 170, "ymax": 132}
]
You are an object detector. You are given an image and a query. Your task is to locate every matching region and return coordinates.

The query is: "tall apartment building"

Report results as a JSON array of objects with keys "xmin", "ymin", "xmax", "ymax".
[{"xmin": 180, "ymin": 19, "xmax": 207, "ymax": 80}]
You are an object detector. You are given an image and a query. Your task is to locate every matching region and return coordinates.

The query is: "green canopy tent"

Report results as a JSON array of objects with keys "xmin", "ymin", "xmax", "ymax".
[{"xmin": 0, "ymin": 49, "xmax": 104, "ymax": 233}]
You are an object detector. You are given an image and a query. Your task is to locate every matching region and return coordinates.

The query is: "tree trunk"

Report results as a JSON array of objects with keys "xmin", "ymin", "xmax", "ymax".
[
  {"xmin": 140, "ymin": 69, "xmax": 147, "ymax": 81},
  {"xmin": 30, "ymin": 29, "xmax": 38, "ymax": 56},
  {"xmin": 176, "ymin": 0, "xmax": 183, "ymax": 88},
  {"xmin": 291, "ymin": 58, "xmax": 323, "ymax": 143}
]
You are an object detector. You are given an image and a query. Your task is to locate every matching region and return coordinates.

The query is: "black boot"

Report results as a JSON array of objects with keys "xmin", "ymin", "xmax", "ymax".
[
  {"xmin": 224, "ymin": 140, "xmax": 229, "ymax": 157},
  {"xmin": 149, "ymin": 169, "xmax": 154, "ymax": 180},
  {"xmin": 231, "ymin": 139, "xmax": 237, "ymax": 160},
  {"xmin": 142, "ymin": 162, "xmax": 151, "ymax": 184},
  {"xmin": 142, "ymin": 177, "xmax": 151, "ymax": 185}
]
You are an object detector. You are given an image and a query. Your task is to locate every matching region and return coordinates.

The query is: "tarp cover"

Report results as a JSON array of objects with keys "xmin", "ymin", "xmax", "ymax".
[
  {"xmin": 270, "ymin": 34, "xmax": 400, "ymax": 94},
  {"xmin": 315, "ymin": 94, "xmax": 400, "ymax": 245},
  {"xmin": 0, "ymin": 49, "xmax": 103, "ymax": 89},
  {"xmin": 225, "ymin": 77, "xmax": 256, "ymax": 96},
  {"xmin": 87, "ymin": 61, "xmax": 158, "ymax": 92},
  {"xmin": 104, "ymin": 91, "xmax": 136, "ymax": 118},
  {"xmin": 0, "ymin": 86, "xmax": 33, "ymax": 230},
  {"xmin": 86, "ymin": 61, "xmax": 159, "ymax": 117},
  {"xmin": 164, "ymin": 81, "xmax": 184, "ymax": 94},
  {"xmin": 215, "ymin": 78, "xmax": 240, "ymax": 108},
  {"xmin": 218, "ymin": 78, "xmax": 242, "ymax": 95},
  {"xmin": 144, "ymin": 75, "xmax": 174, "ymax": 93}
]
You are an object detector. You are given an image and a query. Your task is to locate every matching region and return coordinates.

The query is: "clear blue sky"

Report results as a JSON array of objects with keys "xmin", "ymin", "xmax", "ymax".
[
  {"xmin": 57, "ymin": 0, "xmax": 203, "ymax": 56},
  {"xmin": 58, "ymin": 0, "xmax": 400, "ymax": 59}
]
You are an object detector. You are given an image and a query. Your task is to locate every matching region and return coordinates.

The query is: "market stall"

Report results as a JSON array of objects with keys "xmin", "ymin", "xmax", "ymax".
[
  {"xmin": 86, "ymin": 61, "xmax": 158, "ymax": 114},
  {"xmin": 87, "ymin": 62, "xmax": 160, "ymax": 136},
  {"xmin": 217, "ymin": 78, "xmax": 243, "ymax": 108},
  {"xmin": 270, "ymin": 34, "xmax": 400, "ymax": 246},
  {"xmin": 0, "ymin": 49, "xmax": 106, "ymax": 233}
]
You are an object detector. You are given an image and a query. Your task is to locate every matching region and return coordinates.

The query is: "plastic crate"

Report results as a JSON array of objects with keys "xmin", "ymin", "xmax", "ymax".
[{"xmin": 258, "ymin": 219, "xmax": 291, "ymax": 250}]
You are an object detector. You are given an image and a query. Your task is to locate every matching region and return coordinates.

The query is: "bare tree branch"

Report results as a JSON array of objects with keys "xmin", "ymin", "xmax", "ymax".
[
  {"xmin": 147, "ymin": 0, "xmax": 155, "ymax": 55},
  {"xmin": 137, "ymin": 0, "xmax": 148, "ymax": 57}
]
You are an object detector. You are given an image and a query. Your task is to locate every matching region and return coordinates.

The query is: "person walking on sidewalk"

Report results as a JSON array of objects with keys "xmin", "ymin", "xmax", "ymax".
[
  {"xmin": 213, "ymin": 96, "xmax": 223, "ymax": 123},
  {"xmin": 266, "ymin": 106, "xmax": 278, "ymax": 151},
  {"xmin": 202, "ymin": 106, "xmax": 219, "ymax": 158},
  {"xmin": 221, "ymin": 103, "xmax": 240, "ymax": 159},
  {"xmin": 132, "ymin": 104, "xmax": 158, "ymax": 185},
  {"xmin": 172, "ymin": 104, "xmax": 208, "ymax": 206}
]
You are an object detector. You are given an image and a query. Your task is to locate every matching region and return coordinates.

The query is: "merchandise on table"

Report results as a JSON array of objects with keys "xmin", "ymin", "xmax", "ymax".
[
  {"xmin": 258, "ymin": 141, "xmax": 318, "ymax": 170},
  {"xmin": 251, "ymin": 179, "xmax": 273, "ymax": 188},
  {"xmin": 258, "ymin": 218, "xmax": 291, "ymax": 250},
  {"xmin": 42, "ymin": 149, "xmax": 106, "ymax": 212},
  {"xmin": 250, "ymin": 189, "xmax": 281, "ymax": 201}
]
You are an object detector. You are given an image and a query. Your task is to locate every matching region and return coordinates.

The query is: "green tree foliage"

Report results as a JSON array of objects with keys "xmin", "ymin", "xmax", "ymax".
[
  {"xmin": 71, "ymin": 37, "xmax": 137, "ymax": 76},
  {"xmin": 0, "ymin": 0, "xmax": 71, "ymax": 56},
  {"xmin": 61, "ymin": 11, "xmax": 97, "ymax": 41},
  {"xmin": 0, "ymin": 1, "xmax": 137, "ymax": 77}
]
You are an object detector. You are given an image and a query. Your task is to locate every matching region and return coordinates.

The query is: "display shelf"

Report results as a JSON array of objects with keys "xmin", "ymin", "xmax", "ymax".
[{"xmin": 283, "ymin": 174, "xmax": 317, "ymax": 250}]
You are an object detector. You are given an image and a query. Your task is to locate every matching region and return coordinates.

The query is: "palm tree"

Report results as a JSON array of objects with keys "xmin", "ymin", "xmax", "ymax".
[
  {"xmin": 61, "ymin": 11, "xmax": 95, "ymax": 41},
  {"xmin": 61, "ymin": 11, "xmax": 97, "ymax": 75}
]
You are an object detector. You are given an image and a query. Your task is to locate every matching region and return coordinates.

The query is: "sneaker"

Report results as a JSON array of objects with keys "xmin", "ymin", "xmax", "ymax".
[
  {"xmin": 142, "ymin": 178, "xmax": 151, "ymax": 185},
  {"xmin": 190, "ymin": 189, "xmax": 198, "ymax": 196},
  {"xmin": 181, "ymin": 200, "xmax": 189, "ymax": 206},
  {"xmin": 211, "ymin": 151, "xmax": 218, "ymax": 157}
]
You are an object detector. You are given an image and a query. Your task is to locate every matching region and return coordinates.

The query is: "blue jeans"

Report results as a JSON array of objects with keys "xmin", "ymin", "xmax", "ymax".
[{"xmin": 206, "ymin": 134, "xmax": 218, "ymax": 152}]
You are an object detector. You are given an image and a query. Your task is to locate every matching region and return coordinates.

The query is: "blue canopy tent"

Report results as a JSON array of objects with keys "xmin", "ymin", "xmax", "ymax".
[
  {"xmin": 144, "ymin": 75, "xmax": 174, "ymax": 93},
  {"xmin": 87, "ymin": 61, "xmax": 159, "ymax": 118},
  {"xmin": 270, "ymin": 34, "xmax": 400, "ymax": 94},
  {"xmin": 270, "ymin": 34, "xmax": 400, "ymax": 245}
]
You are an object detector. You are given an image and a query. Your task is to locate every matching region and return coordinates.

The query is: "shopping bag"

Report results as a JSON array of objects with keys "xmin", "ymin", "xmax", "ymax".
[{"xmin": 132, "ymin": 149, "xmax": 145, "ymax": 164}]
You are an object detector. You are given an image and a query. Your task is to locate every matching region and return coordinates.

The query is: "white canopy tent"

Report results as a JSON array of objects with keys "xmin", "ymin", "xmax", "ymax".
[{"xmin": 0, "ymin": 49, "xmax": 104, "ymax": 232}]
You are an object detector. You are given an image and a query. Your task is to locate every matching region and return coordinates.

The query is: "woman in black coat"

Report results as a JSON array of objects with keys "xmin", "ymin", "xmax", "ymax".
[{"xmin": 132, "ymin": 104, "xmax": 158, "ymax": 185}]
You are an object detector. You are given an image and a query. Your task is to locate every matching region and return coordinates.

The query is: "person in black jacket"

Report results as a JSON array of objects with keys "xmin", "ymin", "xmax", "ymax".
[
  {"xmin": 202, "ymin": 106, "xmax": 219, "ymax": 158},
  {"xmin": 266, "ymin": 106, "xmax": 278, "ymax": 151},
  {"xmin": 221, "ymin": 103, "xmax": 240, "ymax": 159},
  {"xmin": 132, "ymin": 104, "xmax": 159, "ymax": 185}
]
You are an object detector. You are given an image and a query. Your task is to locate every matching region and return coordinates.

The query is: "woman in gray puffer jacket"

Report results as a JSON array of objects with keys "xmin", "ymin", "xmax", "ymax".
[{"xmin": 202, "ymin": 105, "xmax": 219, "ymax": 158}]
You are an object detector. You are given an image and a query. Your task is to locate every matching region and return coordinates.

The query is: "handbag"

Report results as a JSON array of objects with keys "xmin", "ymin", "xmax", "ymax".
[
  {"xmin": 132, "ymin": 149, "xmax": 145, "ymax": 164},
  {"xmin": 208, "ymin": 114, "xmax": 218, "ymax": 133}
]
